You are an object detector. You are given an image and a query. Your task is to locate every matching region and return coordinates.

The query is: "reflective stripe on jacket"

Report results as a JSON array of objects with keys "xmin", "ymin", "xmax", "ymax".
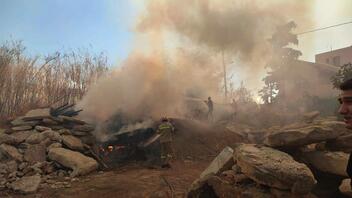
[{"xmin": 157, "ymin": 122, "xmax": 174, "ymax": 143}]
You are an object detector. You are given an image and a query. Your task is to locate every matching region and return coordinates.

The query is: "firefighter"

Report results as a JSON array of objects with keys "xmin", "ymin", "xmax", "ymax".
[
  {"xmin": 156, "ymin": 117, "xmax": 175, "ymax": 168},
  {"xmin": 204, "ymin": 96, "xmax": 214, "ymax": 122}
]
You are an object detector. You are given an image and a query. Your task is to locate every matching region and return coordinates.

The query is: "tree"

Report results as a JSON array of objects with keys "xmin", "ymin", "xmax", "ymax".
[
  {"xmin": 331, "ymin": 63, "xmax": 352, "ymax": 89},
  {"xmin": 259, "ymin": 21, "xmax": 301, "ymax": 104}
]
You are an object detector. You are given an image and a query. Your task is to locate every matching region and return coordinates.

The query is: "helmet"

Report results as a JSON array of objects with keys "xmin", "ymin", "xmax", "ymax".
[{"xmin": 161, "ymin": 117, "xmax": 168, "ymax": 122}]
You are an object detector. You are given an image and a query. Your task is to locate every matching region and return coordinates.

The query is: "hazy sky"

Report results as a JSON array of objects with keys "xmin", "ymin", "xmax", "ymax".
[
  {"xmin": 298, "ymin": 0, "xmax": 352, "ymax": 61},
  {"xmin": 0, "ymin": 0, "xmax": 351, "ymax": 64}
]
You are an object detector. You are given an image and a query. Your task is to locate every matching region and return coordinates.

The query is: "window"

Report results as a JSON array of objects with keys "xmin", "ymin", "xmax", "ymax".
[{"xmin": 333, "ymin": 56, "xmax": 340, "ymax": 66}]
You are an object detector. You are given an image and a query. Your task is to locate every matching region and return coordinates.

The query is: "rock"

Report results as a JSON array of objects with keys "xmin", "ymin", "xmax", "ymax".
[
  {"xmin": 61, "ymin": 135, "xmax": 84, "ymax": 151},
  {"xmin": 0, "ymin": 144, "xmax": 23, "ymax": 162},
  {"xmin": 235, "ymin": 144, "xmax": 316, "ymax": 194},
  {"xmin": 47, "ymin": 142, "xmax": 62, "ymax": 152},
  {"xmin": 48, "ymin": 148, "xmax": 98, "ymax": 177},
  {"xmin": 0, "ymin": 133, "xmax": 17, "ymax": 145},
  {"xmin": 57, "ymin": 129, "xmax": 71, "ymax": 135},
  {"xmin": 59, "ymin": 116, "xmax": 86, "ymax": 125},
  {"xmin": 23, "ymin": 108, "xmax": 51, "ymax": 121},
  {"xmin": 19, "ymin": 162, "xmax": 28, "ymax": 171},
  {"xmin": 12, "ymin": 131, "xmax": 32, "ymax": 144},
  {"xmin": 35, "ymin": 126, "xmax": 51, "ymax": 132},
  {"xmin": 12, "ymin": 125, "xmax": 33, "ymax": 131},
  {"xmin": 73, "ymin": 124, "xmax": 94, "ymax": 132},
  {"xmin": 18, "ymin": 143, "xmax": 30, "ymax": 150},
  {"xmin": 42, "ymin": 163, "xmax": 55, "ymax": 174},
  {"xmin": 42, "ymin": 118, "xmax": 58, "ymax": 125},
  {"xmin": 42, "ymin": 130, "xmax": 61, "ymax": 142},
  {"xmin": 6, "ymin": 160, "xmax": 18, "ymax": 172},
  {"xmin": 0, "ymin": 163, "xmax": 7, "ymax": 174},
  {"xmin": 199, "ymin": 146, "xmax": 234, "ymax": 179},
  {"xmin": 11, "ymin": 117, "xmax": 39, "ymax": 126},
  {"xmin": 264, "ymin": 125, "xmax": 343, "ymax": 147},
  {"xmin": 24, "ymin": 144, "xmax": 46, "ymax": 163},
  {"xmin": 10, "ymin": 175, "xmax": 41, "ymax": 194},
  {"xmin": 326, "ymin": 134, "xmax": 352, "ymax": 152},
  {"xmin": 25, "ymin": 132, "xmax": 46, "ymax": 144},
  {"xmin": 299, "ymin": 151, "xmax": 349, "ymax": 177}
]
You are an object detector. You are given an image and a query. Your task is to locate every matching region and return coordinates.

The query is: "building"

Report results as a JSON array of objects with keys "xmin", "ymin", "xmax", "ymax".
[
  {"xmin": 315, "ymin": 45, "xmax": 352, "ymax": 66},
  {"xmin": 281, "ymin": 60, "xmax": 338, "ymax": 100}
]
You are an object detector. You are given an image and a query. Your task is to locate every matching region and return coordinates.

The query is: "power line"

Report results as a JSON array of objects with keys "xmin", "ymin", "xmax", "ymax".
[{"xmin": 296, "ymin": 20, "xmax": 352, "ymax": 35}]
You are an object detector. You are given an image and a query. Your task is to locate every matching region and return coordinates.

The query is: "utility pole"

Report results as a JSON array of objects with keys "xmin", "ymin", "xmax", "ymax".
[{"xmin": 222, "ymin": 49, "xmax": 228, "ymax": 101}]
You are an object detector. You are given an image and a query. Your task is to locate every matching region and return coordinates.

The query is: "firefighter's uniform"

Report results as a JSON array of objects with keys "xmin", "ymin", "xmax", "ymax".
[{"xmin": 156, "ymin": 121, "xmax": 175, "ymax": 166}]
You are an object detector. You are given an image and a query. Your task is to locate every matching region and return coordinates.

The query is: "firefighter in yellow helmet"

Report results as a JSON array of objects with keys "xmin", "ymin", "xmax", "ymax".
[{"xmin": 157, "ymin": 117, "xmax": 175, "ymax": 168}]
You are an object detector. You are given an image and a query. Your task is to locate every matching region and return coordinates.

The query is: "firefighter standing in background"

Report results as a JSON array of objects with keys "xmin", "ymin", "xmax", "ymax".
[
  {"xmin": 204, "ymin": 96, "xmax": 214, "ymax": 122},
  {"xmin": 157, "ymin": 117, "xmax": 175, "ymax": 168}
]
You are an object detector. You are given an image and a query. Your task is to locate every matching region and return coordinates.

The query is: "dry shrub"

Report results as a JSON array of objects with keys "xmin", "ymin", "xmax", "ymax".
[{"xmin": 0, "ymin": 41, "xmax": 108, "ymax": 119}]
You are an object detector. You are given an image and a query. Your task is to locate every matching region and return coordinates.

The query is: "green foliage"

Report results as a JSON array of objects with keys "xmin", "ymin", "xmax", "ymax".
[
  {"xmin": 331, "ymin": 63, "xmax": 352, "ymax": 89},
  {"xmin": 259, "ymin": 21, "xmax": 301, "ymax": 104}
]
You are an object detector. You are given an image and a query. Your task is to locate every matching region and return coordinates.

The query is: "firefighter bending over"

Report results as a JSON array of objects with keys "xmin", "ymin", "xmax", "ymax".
[{"xmin": 157, "ymin": 117, "xmax": 175, "ymax": 168}]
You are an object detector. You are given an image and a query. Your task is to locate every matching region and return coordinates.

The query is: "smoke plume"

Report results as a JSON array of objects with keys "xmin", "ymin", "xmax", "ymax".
[{"xmin": 78, "ymin": 0, "xmax": 314, "ymax": 123}]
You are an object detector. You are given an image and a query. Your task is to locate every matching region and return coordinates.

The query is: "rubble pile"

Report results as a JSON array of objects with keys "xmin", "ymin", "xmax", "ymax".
[
  {"xmin": 0, "ymin": 108, "xmax": 98, "ymax": 194},
  {"xmin": 189, "ymin": 115, "xmax": 352, "ymax": 198}
]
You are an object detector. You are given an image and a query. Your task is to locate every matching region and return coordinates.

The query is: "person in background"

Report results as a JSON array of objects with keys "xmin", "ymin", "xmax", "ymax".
[{"xmin": 204, "ymin": 96, "xmax": 214, "ymax": 122}]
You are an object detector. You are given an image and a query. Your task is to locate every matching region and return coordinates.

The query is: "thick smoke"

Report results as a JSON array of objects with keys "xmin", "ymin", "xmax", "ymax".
[
  {"xmin": 78, "ymin": 0, "xmax": 313, "ymax": 123},
  {"xmin": 78, "ymin": 49, "xmax": 221, "ymax": 121}
]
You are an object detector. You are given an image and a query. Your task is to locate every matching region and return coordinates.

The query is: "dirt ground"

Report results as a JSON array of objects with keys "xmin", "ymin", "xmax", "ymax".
[{"xmin": 4, "ymin": 160, "xmax": 209, "ymax": 198}]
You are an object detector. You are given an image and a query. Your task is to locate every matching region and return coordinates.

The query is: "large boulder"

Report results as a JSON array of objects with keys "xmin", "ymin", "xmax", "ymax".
[
  {"xmin": 10, "ymin": 175, "xmax": 41, "ymax": 194},
  {"xmin": 264, "ymin": 125, "xmax": 343, "ymax": 148},
  {"xmin": 61, "ymin": 135, "xmax": 84, "ymax": 151},
  {"xmin": 24, "ymin": 144, "xmax": 47, "ymax": 163},
  {"xmin": 235, "ymin": 144, "xmax": 316, "ymax": 194},
  {"xmin": 199, "ymin": 146, "xmax": 234, "ymax": 178},
  {"xmin": 48, "ymin": 147, "xmax": 98, "ymax": 177},
  {"xmin": 298, "ymin": 150, "xmax": 349, "ymax": 177},
  {"xmin": 0, "ymin": 144, "xmax": 23, "ymax": 162}
]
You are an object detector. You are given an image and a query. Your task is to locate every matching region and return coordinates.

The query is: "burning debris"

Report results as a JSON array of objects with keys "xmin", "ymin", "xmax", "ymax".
[
  {"xmin": 188, "ymin": 116, "xmax": 352, "ymax": 198},
  {"xmin": 0, "ymin": 106, "xmax": 99, "ymax": 194}
]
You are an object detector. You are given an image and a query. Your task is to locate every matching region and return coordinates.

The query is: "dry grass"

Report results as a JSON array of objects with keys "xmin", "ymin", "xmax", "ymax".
[{"xmin": 0, "ymin": 41, "xmax": 108, "ymax": 119}]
